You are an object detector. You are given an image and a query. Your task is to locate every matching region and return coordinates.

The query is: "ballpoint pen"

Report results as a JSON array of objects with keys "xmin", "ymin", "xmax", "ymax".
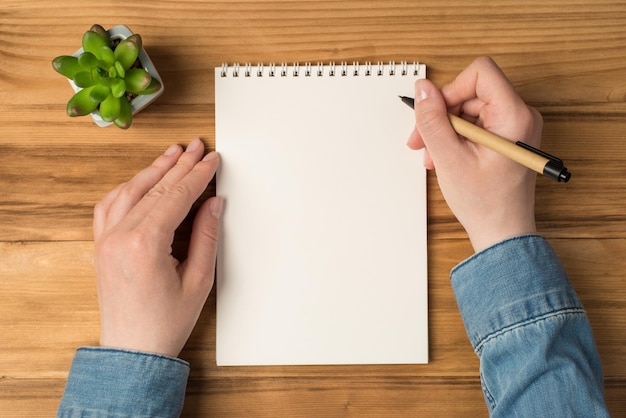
[{"xmin": 399, "ymin": 96, "xmax": 571, "ymax": 182}]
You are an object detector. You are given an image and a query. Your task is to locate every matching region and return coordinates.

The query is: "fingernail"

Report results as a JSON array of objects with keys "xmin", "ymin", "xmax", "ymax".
[
  {"xmin": 209, "ymin": 197, "xmax": 223, "ymax": 219},
  {"xmin": 406, "ymin": 126, "xmax": 419, "ymax": 148},
  {"xmin": 164, "ymin": 144, "xmax": 179, "ymax": 156},
  {"xmin": 202, "ymin": 151, "xmax": 219, "ymax": 162},
  {"xmin": 415, "ymin": 85, "xmax": 429, "ymax": 103},
  {"xmin": 186, "ymin": 138, "xmax": 202, "ymax": 153}
]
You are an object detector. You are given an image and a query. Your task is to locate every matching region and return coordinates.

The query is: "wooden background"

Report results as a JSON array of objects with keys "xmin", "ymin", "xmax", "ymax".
[{"xmin": 1, "ymin": 1, "xmax": 625, "ymax": 416}]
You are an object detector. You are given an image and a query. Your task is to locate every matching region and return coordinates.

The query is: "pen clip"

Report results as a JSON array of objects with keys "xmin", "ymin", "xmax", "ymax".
[
  {"xmin": 515, "ymin": 141, "xmax": 571, "ymax": 183},
  {"xmin": 515, "ymin": 141, "xmax": 563, "ymax": 165}
]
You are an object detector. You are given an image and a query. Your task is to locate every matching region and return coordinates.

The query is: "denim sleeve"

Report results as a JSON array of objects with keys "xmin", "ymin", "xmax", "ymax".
[
  {"xmin": 451, "ymin": 235, "xmax": 609, "ymax": 417},
  {"xmin": 57, "ymin": 347, "xmax": 189, "ymax": 418}
]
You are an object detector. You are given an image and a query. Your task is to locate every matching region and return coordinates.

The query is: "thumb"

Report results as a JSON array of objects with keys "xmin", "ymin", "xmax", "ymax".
[
  {"xmin": 414, "ymin": 79, "xmax": 464, "ymax": 170},
  {"xmin": 182, "ymin": 196, "xmax": 222, "ymax": 293}
]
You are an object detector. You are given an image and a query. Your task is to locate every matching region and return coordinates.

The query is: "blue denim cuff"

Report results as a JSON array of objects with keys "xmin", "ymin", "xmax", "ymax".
[
  {"xmin": 58, "ymin": 347, "xmax": 189, "ymax": 418},
  {"xmin": 450, "ymin": 235, "xmax": 583, "ymax": 353}
]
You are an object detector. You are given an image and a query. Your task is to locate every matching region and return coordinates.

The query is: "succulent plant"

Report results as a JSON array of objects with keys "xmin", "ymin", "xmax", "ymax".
[{"xmin": 52, "ymin": 24, "xmax": 162, "ymax": 129}]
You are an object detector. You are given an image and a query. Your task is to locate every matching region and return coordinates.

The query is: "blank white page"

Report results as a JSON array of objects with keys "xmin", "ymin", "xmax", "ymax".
[{"xmin": 215, "ymin": 62, "xmax": 427, "ymax": 365}]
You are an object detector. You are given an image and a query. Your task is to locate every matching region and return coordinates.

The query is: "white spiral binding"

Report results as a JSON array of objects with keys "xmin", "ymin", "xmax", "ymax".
[{"xmin": 220, "ymin": 61, "xmax": 422, "ymax": 77}]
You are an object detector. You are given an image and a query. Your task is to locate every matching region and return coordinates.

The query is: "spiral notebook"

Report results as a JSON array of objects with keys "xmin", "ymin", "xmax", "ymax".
[{"xmin": 215, "ymin": 61, "xmax": 428, "ymax": 365}]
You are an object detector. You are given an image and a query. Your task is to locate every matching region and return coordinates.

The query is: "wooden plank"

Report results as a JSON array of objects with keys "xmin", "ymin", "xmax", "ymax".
[
  {"xmin": 181, "ymin": 376, "xmax": 489, "ymax": 417},
  {"xmin": 1, "ymin": 240, "xmax": 624, "ymax": 379},
  {"xmin": 2, "ymin": 117, "xmax": 626, "ymax": 242},
  {"xmin": 1, "ymin": 377, "xmax": 625, "ymax": 417},
  {"xmin": 0, "ymin": 379, "xmax": 66, "ymax": 417},
  {"xmin": 1, "ymin": 3, "xmax": 626, "ymax": 111}
]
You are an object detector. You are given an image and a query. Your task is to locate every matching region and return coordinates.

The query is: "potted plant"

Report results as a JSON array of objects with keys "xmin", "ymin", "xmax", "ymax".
[{"xmin": 52, "ymin": 24, "xmax": 164, "ymax": 129}]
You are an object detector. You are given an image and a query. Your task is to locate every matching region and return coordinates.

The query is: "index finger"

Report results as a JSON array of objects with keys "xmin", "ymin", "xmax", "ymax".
[
  {"xmin": 441, "ymin": 56, "xmax": 520, "ymax": 111},
  {"xmin": 137, "ymin": 152, "xmax": 220, "ymax": 239},
  {"xmin": 440, "ymin": 57, "xmax": 539, "ymax": 145},
  {"xmin": 94, "ymin": 144, "xmax": 183, "ymax": 240}
]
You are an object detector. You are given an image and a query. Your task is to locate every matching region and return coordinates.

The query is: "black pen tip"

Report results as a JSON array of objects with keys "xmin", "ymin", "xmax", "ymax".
[{"xmin": 399, "ymin": 95, "xmax": 415, "ymax": 109}]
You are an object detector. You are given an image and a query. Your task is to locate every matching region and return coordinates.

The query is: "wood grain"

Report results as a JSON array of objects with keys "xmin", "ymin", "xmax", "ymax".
[{"xmin": 1, "ymin": 0, "xmax": 625, "ymax": 416}]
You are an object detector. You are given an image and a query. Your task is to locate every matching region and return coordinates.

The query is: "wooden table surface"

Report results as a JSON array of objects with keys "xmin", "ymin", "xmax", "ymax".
[{"xmin": 1, "ymin": 1, "xmax": 625, "ymax": 416}]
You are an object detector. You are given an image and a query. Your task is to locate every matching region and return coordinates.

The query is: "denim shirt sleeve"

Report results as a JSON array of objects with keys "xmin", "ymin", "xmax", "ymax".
[
  {"xmin": 57, "ymin": 347, "xmax": 189, "ymax": 418},
  {"xmin": 451, "ymin": 235, "xmax": 609, "ymax": 417}
]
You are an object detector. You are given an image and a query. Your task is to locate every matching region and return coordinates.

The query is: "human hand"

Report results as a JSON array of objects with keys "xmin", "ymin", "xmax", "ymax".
[
  {"xmin": 93, "ymin": 139, "xmax": 222, "ymax": 358},
  {"xmin": 407, "ymin": 57, "xmax": 542, "ymax": 252}
]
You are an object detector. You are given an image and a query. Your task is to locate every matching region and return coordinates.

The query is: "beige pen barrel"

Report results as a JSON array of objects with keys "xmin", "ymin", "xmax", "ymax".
[{"xmin": 447, "ymin": 114, "xmax": 549, "ymax": 175}]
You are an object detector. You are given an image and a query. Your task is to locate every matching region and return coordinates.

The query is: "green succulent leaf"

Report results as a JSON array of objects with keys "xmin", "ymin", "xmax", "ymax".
[
  {"xmin": 114, "ymin": 34, "xmax": 142, "ymax": 70},
  {"xmin": 110, "ymin": 78, "xmax": 127, "ymax": 98},
  {"xmin": 96, "ymin": 61, "xmax": 110, "ymax": 74},
  {"xmin": 82, "ymin": 30, "xmax": 109, "ymax": 60},
  {"xmin": 73, "ymin": 71, "xmax": 95, "ymax": 88},
  {"xmin": 77, "ymin": 52, "xmax": 98, "ymax": 69},
  {"xmin": 98, "ymin": 76, "xmax": 118, "ymax": 90},
  {"xmin": 125, "ymin": 69, "xmax": 152, "ymax": 94},
  {"xmin": 99, "ymin": 94, "xmax": 121, "ymax": 122},
  {"xmin": 89, "ymin": 24, "xmax": 110, "ymax": 46},
  {"xmin": 66, "ymin": 86, "xmax": 100, "ymax": 117},
  {"xmin": 138, "ymin": 77, "xmax": 162, "ymax": 95},
  {"xmin": 114, "ymin": 61, "xmax": 126, "ymax": 78},
  {"xmin": 100, "ymin": 46, "xmax": 115, "ymax": 65},
  {"xmin": 89, "ymin": 84, "xmax": 110, "ymax": 102},
  {"xmin": 114, "ymin": 96, "xmax": 133, "ymax": 129},
  {"xmin": 91, "ymin": 67, "xmax": 104, "ymax": 85},
  {"xmin": 52, "ymin": 56, "xmax": 83, "ymax": 79}
]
